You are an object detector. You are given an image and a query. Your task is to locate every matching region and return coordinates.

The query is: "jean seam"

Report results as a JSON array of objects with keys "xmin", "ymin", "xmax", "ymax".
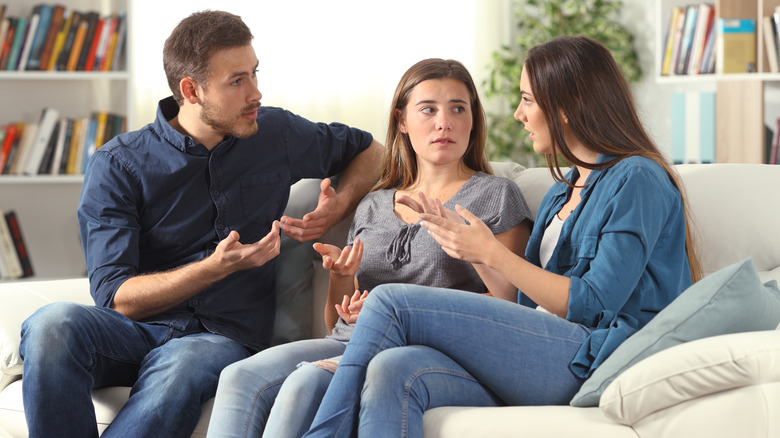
[
  {"xmin": 401, "ymin": 367, "xmax": 479, "ymax": 438},
  {"xmin": 245, "ymin": 379, "xmax": 286, "ymax": 438}
]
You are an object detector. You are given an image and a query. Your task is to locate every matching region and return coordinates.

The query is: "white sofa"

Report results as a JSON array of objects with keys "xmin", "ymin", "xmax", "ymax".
[{"xmin": 1, "ymin": 162, "xmax": 779, "ymax": 437}]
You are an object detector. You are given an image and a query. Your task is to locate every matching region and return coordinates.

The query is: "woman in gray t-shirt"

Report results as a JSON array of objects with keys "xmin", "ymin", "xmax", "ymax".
[{"xmin": 206, "ymin": 58, "xmax": 532, "ymax": 438}]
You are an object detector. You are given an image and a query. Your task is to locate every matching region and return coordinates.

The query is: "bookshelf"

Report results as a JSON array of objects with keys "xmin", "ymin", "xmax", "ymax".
[
  {"xmin": 656, "ymin": 0, "xmax": 780, "ymax": 164},
  {"xmin": 0, "ymin": 0, "xmax": 131, "ymax": 280}
]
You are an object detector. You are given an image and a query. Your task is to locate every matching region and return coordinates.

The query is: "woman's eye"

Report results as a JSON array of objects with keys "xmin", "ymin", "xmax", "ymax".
[
  {"xmin": 421, "ymin": 107, "xmax": 434, "ymax": 114},
  {"xmin": 453, "ymin": 106, "xmax": 466, "ymax": 113}
]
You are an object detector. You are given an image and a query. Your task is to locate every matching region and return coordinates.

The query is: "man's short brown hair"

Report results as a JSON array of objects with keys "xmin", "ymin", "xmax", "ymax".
[{"xmin": 163, "ymin": 10, "xmax": 253, "ymax": 105}]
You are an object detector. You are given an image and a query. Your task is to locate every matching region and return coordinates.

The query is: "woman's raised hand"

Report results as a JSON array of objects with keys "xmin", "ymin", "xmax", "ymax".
[
  {"xmin": 312, "ymin": 238, "xmax": 364, "ymax": 277},
  {"xmin": 420, "ymin": 205, "xmax": 496, "ymax": 264},
  {"xmin": 396, "ymin": 191, "xmax": 463, "ymax": 223},
  {"xmin": 335, "ymin": 290, "xmax": 369, "ymax": 324}
]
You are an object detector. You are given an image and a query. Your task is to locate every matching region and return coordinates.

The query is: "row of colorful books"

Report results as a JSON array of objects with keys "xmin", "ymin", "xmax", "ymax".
[
  {"xmin": 0, "ymin": 3, "xmax": 126, "ymax": 72},
  {"xmin": 661, "ymin": 3, "xmax": 717, "ymax": 76},
  {"xmin": 0, "ymin": 108, "xmax": 126, "ymax": 176},
  {"xmin": 662, "ymin": 4, "xmax": 759, "ymax": 76},
  {"xmin": 0, "ymin": 209, "xmax": 32, "ymax": 280}
]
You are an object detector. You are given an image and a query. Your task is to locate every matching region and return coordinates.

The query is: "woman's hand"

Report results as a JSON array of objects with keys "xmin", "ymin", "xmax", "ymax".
[
  {"xmin": 396, "ymin": 191, "xmax": 463, "ymax": 223},
  {"xmin": 420, "ymin": 205, "xmax": 498, "ymax": 265},
  {"xmin": 335, "ymin": 290, "xmax": 369, "ymax": 324},
  {"xmin": 313, "ymin": 238, "xmax": 364, "ymax": 278}
]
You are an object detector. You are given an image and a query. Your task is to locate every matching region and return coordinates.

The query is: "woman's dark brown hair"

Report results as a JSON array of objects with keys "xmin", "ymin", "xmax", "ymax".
[{"xmin": 524, "ymin": 36, "xmax": 702, "ymax": 282}]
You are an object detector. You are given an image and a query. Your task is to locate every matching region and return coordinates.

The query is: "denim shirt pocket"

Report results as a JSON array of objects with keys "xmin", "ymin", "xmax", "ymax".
[
  {"xmin": 240, "ymin": 172, "xmax": 282, "ymax": 223},
  {"xmin": 557, "ymin": 235, "xmax": 598, "ymax": 273}
]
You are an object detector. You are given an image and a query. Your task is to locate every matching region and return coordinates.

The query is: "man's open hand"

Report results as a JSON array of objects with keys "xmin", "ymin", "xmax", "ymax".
[{"xmin": 280, "ymin": 178, "xmax": 341, "ymax": 242}]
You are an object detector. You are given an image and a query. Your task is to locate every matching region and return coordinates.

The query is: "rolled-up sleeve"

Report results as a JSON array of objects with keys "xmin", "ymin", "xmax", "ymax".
[{"xmin": 78, "ymin": 150, "xmax": 140, "ymax": 307}]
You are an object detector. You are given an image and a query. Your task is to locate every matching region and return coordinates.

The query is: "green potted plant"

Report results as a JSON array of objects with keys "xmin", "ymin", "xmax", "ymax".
[{"xmin": 484, "ymin": 0, "xmax": 642, "ymax": 166}]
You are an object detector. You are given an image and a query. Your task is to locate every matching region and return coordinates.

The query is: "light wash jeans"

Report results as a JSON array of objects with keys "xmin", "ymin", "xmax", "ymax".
[
  {"xmin": 207, "ymin": 338, "xmax": 346, "ymax": 438},
  {"xmin": 302, "ymin": 284, "xmax": 593, "ymax": 438},
  {"xmin": 19, "ymin": 302, "xmax": 249, "ymax": 438}
]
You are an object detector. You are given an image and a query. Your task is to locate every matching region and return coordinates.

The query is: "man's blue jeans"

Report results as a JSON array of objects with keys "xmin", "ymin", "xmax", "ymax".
[
  {"xmin": 303, "ymin": 284, "xmax": 592, "ymax": 438},
  {"xmin": 19, "ymin": 302, "xmax": 249, "ymax": 438}
]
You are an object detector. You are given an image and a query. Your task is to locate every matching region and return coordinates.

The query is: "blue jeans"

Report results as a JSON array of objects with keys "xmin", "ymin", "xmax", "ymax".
[
  {"xmin": 19, "ymin": 302, "xmax": 249, "ymax": 438},
  {"xmin": 302, "ymin": 285, "xmax": 592, "ymax": 438},
  {"xmin": 207, "ymin": 338, "xmax": 345, "ymax": 438}
]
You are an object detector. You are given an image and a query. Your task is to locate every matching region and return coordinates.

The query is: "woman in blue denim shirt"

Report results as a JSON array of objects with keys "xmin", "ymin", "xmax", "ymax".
[{"xmin": 301, "ymin": 36, "xmax": 704, "ymax": 438}]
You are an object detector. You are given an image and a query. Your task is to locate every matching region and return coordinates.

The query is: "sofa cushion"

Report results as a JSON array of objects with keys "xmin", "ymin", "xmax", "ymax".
[
  {"xmin": 599, "ymin": 329, "xmax": 780, "ymax": 425},
  {"xmin": 570, "ymin": 258, "xmax": 780, "ymax": 407}
]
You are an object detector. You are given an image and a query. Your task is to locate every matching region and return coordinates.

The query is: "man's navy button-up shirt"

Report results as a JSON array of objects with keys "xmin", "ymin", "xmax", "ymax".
[{"xmin": 78, "ymin": 96, "xmax": 373, "ymax": 352}]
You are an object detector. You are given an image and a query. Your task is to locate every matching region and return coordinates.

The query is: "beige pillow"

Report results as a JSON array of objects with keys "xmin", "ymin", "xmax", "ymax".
[{"xmin": 599, "ymin": 329, "xmax": 780, "ymax": 425}]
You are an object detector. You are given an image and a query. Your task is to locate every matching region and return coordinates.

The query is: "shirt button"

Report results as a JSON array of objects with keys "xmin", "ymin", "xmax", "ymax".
[{"xmin": 212, "ymin": 191, "xmax": 219, "ymax": 196}]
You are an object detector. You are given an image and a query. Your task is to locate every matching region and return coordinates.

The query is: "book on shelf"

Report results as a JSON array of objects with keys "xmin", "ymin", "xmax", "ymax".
[
  {"xmin": 0, "ymin": 123, "xmax": 19, "ymax": 174},
  {"xmin": 5, "ymin": 16, "xmax": 26, "ymax": 71},
  {"xmin": 763, "ymin": 16, "xmax": 779, "ymax": 73},
  {"xmin": 3, "ymin": 211, "xmax": 33, "ymax": 278},
  {"xmin": 23, "ymin": 107, "xmax": 58, "ymax": 175},
  {"xmin": 65, "ymin": 12, "xmax": 87, "ymax": 71},
  {"xmin": 0, "ymin": 16, "xmax": 10, "ymax": 66},
  {"xmin": 686, "ymin": 4, "xmax": 714, "ymax": 75},
  {"xmin": 48, "ymin": 8, "xmax": 72, "ymax": 70},
  {"xmin": 76, "ymin": 11, "xmax": 99, "ymax": 71},
  {"xmin": 107, "ymin": 11, "xmax": 126, "ymax": 71},
  {"xmin": 661, "ymin": 6, "xmax": 684, "ymax": 76},
  {"xmin": 2, "ymin": 123, "xmax": 23, "ymax": 174},
  {"xmin": 9, "ymin": 122, "xmax": 36, "ymax": 175},
  {"xmin": 698, "ymin": 14, "xmax": 718, "ymax": 74},
  {"xmin": 54, "ymin": 118, "xmax": 73, "ymax": 175},
  {"xmin": 0, "ymin": 208, "xmax": 23, "ymax": 280},
  {"xmin": 35, "ymin": 117, "xmax": 60, "ymax": 174},
  {"xmin": 36, "ymin": 4, "xmax": 65, "ymax": 71},
  {"xmin": 82, "ymin": 14, "xmax": 102, "ymax": 71},
  {"xmin": 717, "ymin": 18, "xmax": 757, "ymax": 74},
  {"xmin": 16, "ymin": 10, "xmax": 39, "ymax": 72},
  {"xmin": 56, "ymin": 9, "xmax": 80, "ymax": 71},
  {"xmin": 675, "ymin": 5, "xmax": 699, "ymax": 75},
  {"xmin": 24, "ymin": 3, "xmax": 53, "ymax": 70}
]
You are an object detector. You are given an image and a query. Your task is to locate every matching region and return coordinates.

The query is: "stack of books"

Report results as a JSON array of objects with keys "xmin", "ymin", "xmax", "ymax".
[
  {"xmin": 0, "ymin": 108, "xmax": 126, "ymax": 176},
  {"xmin": 0, "ymin": 3, "xmax": 127, "ymax": 72}
]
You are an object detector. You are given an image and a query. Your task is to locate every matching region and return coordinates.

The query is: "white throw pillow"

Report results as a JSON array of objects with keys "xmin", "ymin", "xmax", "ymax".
[{"xmin": 599, "ymin": 330, "xmax": 780, "ymax": 424}]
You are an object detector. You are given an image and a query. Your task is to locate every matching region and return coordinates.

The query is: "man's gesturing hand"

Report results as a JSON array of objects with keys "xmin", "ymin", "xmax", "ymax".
[
  {"xmin": 213, "ymin": 221, "xmax": 282, "ymax": 272},
  {"xmin": 280, "ymin": 178, "xmax": 340, "ymax": 242}
]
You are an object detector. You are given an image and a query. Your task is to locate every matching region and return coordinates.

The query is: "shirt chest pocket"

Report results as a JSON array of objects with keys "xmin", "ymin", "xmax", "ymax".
[
  {"xmin": 556, "ymin": 235, "xmax": 598, "ymax": 272},
  {"xmin": 240, "ymin": 172, "xmax": 283, "ymax": 224}
]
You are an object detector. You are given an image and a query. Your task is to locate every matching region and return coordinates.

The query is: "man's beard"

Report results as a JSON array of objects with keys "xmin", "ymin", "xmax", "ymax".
[{"xmin": 200, "ymin": 99, "xmax": 260, "ymax": 139}]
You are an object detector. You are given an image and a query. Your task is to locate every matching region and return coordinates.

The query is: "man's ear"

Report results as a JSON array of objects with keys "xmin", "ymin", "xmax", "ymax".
[{"xmin": 180, "ymin": 77, "xmax": 201, "ymax": 104}]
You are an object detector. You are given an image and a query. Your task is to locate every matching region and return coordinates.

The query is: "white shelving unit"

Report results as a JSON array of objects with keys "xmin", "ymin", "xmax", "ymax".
[
  {"xmin": 0, "ymin": 0, "xmax": 131, "ymax": 279},
  {"xmin": 656, "ymin": 0, "xmax": 780, "ymax": 163}
]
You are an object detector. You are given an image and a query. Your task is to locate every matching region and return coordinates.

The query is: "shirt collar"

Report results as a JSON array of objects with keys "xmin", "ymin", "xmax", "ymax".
[{"xmin": 154, "ymin": 96, "xmax": 220, "ymax": 154}]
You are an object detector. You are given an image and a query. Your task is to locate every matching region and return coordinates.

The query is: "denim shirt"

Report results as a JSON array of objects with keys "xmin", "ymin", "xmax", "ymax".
[
  {"xmin": 77, "ymin": 97, "xmax": 373, "ymax": 352},
  {"xmin": 521, "ymin": 155, "xmax": 692, "ymax": 378}
]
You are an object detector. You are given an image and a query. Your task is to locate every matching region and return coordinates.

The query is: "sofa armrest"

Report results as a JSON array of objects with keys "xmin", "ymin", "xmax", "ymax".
[
  {"xmin": 0, "ymin": 278, "xmax": 92, "ymax": 390},
  {"xmin": 599, "ymin": 328, "xmax": 780, "ymax": 425}
]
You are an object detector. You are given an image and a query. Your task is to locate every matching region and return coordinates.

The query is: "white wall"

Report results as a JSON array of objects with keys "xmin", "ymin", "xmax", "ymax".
[
  {"xmin": 128, "ymin": 0, "xmax": 510, "ymax": 147},
  {"xmin": 129, "ymin": 1, "xmax": 674, "ymax": 160}
]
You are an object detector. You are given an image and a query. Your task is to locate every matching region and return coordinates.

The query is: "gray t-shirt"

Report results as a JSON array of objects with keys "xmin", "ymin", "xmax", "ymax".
[{"xmin": 329, "ymin": 172, "xmax": 531, "ymax": 341}]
